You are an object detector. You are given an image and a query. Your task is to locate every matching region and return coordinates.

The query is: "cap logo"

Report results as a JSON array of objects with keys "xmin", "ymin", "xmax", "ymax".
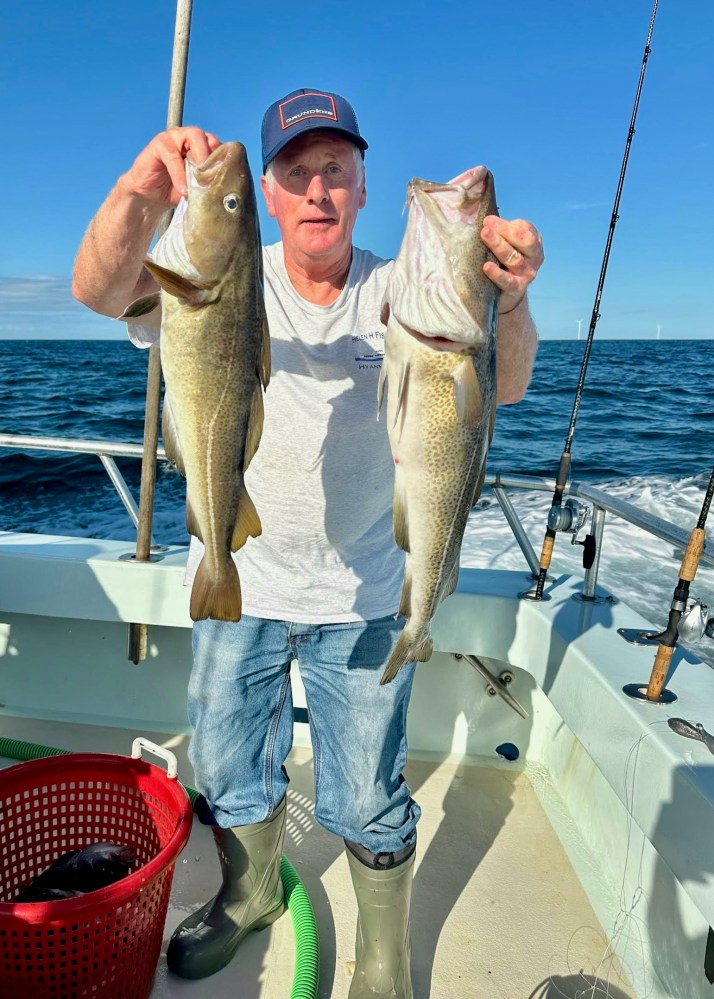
[{"xmin": 278, "ymin": 92, "xmax": 338, "ymax": 131}]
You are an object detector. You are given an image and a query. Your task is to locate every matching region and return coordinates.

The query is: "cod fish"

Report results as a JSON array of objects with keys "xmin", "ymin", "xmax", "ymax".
[
  {"xmin": 379, "ymin": 167, "xmax": 499, "ymax": 684},
  {"xmin": 16, "ymin": 842, "xmax": 136, "ymax": 900},
  {"xmin": 122, "ymin": 142, "xmax": 270, "ymax": 622}
]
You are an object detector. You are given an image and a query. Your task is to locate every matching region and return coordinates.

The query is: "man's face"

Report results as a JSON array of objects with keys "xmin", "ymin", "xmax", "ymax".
[{"xmin": 260, "ymin": 132, "xmax": 366, "ymax": 269}]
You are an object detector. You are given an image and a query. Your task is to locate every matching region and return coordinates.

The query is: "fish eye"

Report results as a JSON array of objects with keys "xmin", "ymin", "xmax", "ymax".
[{"xmin": 223, "ymin": 193, "xmax": 240, "ymax": 212}]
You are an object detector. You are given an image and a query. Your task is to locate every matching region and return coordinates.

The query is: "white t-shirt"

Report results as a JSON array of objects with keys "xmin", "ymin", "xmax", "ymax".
[{"xmin": 129, "ymin": 231, "xmax": 403, "ymax": 623}]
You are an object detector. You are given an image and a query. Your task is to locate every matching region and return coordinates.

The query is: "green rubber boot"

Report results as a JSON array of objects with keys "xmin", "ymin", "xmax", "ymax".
[
  {"xmin": 346, "ymin": 839, "xmax": 415, "ymax": 999},
  {"xmin": 167, "ymin": 795, "xmax": 287, "ymax": 980}
]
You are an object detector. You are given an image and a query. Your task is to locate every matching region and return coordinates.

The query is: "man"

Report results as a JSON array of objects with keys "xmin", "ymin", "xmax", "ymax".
[{"xmin": 73, "ymin": 88, "xmax": 543, "ymax": 996}]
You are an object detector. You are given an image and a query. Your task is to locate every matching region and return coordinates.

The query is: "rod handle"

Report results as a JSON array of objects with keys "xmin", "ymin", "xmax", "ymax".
[
  {"xmin": 540, "ymin": 533, "xmax": 555, "ymax": 570},
  {"xmin": 680, "ymin": 527, "xmax": 705, "ymax": 582},
  {"xmin": 646, "ymin": 643, "xmax": 674, "ymax": 701}
]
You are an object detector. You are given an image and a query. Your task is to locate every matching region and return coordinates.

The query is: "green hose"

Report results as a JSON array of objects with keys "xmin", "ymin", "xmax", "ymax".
[{"xmin": 0, "ymin": 736, "xmax": 320, "ymax": 999}]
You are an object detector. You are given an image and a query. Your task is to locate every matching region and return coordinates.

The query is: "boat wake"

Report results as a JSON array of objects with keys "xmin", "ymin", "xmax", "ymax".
[{"xmin": 464, "ymin": 472, "xmax": 714, "ymax": 669}]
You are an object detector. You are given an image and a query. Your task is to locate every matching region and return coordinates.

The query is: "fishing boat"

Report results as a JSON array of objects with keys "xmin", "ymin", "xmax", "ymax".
[
  {"xmin": 4, "ymin": 1, "xmax": 713, "ymax": 996},
  {"xmin": 1, "ymin": 440, "xmax": 713, "ymax": 999}
]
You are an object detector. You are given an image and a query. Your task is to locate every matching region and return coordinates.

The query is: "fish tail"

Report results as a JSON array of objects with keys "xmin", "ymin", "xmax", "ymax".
[
  {"xmin": 380, "ymin": 629, "xmax": 433, "ymax": 685},
  {"xmin": 190, "ymin": 558, "xmax": 242, "ymax": 622}
]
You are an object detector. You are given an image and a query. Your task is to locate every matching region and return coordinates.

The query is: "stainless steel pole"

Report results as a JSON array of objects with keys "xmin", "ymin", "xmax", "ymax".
[
  {"xmin": 128, "ymin": 0, "xmax": 194, "ymax": 665},
  {"xmin": 491, "ymin": 483, "xmax": 540, "ymax": 577},
  {"xmin": 581, "ymin": 505, "xmax": 606, "ymax": 600}
]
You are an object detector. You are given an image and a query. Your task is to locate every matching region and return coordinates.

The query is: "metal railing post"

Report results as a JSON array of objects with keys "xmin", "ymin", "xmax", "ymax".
[
  {"xmin": 98, "ymin": 455, "xmax": 141, "ymax": 531},
  {"xmin": 582, "ymin": 505, "xmax": 606, "ymax": 599},
  {"xmin": 491, "ymin": 482, "xmax": 540, "ymax": 577},
  {"xmin": 128, "ymin": 0, "xmax": 194, "ymax": 664}
]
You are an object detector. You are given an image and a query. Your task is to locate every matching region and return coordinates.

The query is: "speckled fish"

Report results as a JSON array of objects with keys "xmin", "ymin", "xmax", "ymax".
[
  {"xmin": 122, "ymin": 142, "xmax": 270, "ymax": 622},
  {"xmin": 378, "ymin": 167, "xmax": 499, "ymax": 683}
]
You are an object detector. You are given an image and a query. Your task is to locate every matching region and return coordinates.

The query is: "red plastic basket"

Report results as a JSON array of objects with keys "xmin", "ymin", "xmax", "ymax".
[{"xmin": 0, "ymin": 739, "xmax": 193, "ymax": 998}]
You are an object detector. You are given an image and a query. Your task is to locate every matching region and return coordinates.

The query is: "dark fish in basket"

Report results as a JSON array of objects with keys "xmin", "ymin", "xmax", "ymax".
[
  {"xmin": 16, "ymin": 842, "xmax": 137, "ymax": 901},
  {"xmin": 15, "ymin": 886, "xmax": 84, "ymax": 903}
]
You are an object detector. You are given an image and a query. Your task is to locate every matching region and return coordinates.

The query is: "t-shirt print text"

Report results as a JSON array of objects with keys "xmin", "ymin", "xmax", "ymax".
[{"xmin": 352, "ymin": 330, "xmax": 384, "ymax": 370}]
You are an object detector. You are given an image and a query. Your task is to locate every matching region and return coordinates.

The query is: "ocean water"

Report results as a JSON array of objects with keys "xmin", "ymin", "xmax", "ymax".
[{"xmin": 1, "ymin": 338, "xmax": 713, "ymax": 661}]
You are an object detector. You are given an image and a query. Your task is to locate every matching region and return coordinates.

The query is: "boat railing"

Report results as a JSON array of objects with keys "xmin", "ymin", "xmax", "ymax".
[
  {"xmin": 490, "ymin": 473, "xmax": 714, "ymax": 596},
  {"xmin": 0, "ymin": 433, "xmax": 165, "ymax": 536},
  {"xmin": 0, "ymin": 434, "xmax": 712, "ymax": 597}
]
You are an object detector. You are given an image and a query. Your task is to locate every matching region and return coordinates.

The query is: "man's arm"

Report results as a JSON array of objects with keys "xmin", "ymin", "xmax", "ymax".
[
  {"xmin": 72, "ymin": 127, "xmax": 221, "ymax": 324},
  {"xmin": 480, "ymin": 216, "xmax": 544, "ymax": 404}
]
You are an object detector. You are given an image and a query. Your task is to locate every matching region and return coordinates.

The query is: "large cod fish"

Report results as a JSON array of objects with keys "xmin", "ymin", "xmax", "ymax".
[
  {"xmin": 379, "ymin": 166, "xmax": 499, "ymax": 683},
  {"xmin": 123, "ymin": 142, "xmax": 270, "ymax": 622}
]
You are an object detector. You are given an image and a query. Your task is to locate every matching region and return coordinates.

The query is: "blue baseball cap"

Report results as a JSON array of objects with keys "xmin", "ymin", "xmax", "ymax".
[{"xmin": 261, "ymin": 88, "xmax": 368, "ymax": 171}]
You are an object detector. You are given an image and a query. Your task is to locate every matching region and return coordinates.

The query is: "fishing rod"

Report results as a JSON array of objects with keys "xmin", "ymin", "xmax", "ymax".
[
  {"xmin": 642, "ymin": 465, "xmax": 714, "ymax": 701},
  {"xmin": 128, "ymin": 0, "xmax": 194, "ymax": 665},
  {"xmin": 530, "ymin": 0, "xmax": 659, "ymax": 601}
]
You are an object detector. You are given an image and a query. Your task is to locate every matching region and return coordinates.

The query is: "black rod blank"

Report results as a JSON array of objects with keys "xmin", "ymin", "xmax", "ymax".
[{"xmin": 533, "ymin": 0, "xmax": 660, "ymax": 600}]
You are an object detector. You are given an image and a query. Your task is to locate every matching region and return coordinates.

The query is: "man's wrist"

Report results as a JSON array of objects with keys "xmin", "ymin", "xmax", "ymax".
[
  {"xmin": 114, "ymin": 174, "xmax": 166, "ymax": 224},
  {"xmin": 498, "ymin": 294, "xmax": 526, "ymax": 317}
]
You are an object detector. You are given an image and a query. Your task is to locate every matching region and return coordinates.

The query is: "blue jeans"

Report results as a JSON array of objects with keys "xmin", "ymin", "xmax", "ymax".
[{"xmin": 187, "ymin": 614, "xmax": 420, "ymax": 854}]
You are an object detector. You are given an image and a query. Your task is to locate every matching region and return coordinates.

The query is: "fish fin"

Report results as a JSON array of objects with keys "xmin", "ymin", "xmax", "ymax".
[
  {"xmin": 471, "ymin": 462, "xmax": 487, "ymax": 507},
  {"xmin": 243, "ymin": 384, "xmax": 264, "ymax": 470},
  {"xmin": 142, "ymin": 259, "xmax": 218, "ymax": 305},
  {"xmin": 190, "ymin": 558, "xmax": 242, "ymax": 622},
  {"xmin": 393, "ymin": 473, "xmax": 410, "ymax": 552},
  {"xmin": 161, "ymin": 394, "xmax": 186, "ymax": 477},
  {"xmin": 231, "ymin": 484, "xmax": 262, "ymax": 551},
  {"xmin": 489, "ymin": 392, "xmax": 497, "ymax": 444},
  {"xmin": 377, "ymin": 363, "xmax": 387, "ymax": 419},
  {"xmin": 398, "ymin": 569, "xmax": 412, "ymax": 618},
  {"xmin": 186, "ymin": 499, "xmax": 203, "ymax": 542},
  {"xmin": 453, "ymin": 357, "xmax": 482, "ymax": 427},
  {"xmin": 443, "ymin": 562, "xmax": 460, "ymax": 599},
  {"xmin": 259, "ymin": 310, "xmax": 271, "ymax": 388},
  {"xmin": 391, "ymin": 361, "xmax": 411, "ymax": 433},
  {"xmin": 117, "ymin": 292, "xmax": 162, "ymax": 320},
  {"xmin": 381, "ymin": 630, "xmax": 433, "ymax": 685}
]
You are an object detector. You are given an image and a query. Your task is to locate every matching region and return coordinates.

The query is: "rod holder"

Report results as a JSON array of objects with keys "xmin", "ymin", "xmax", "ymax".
[
  {"xmin": 622, "ymin": 682, "xmax": 677, "ymax": 705},
  {"xmin": 128, "ymin": 623, "xmax": 148, "ymax": 666}
]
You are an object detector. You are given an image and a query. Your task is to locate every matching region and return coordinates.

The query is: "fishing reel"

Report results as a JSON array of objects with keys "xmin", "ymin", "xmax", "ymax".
[
  {"xmin": 678, "ymin": 598, "xmax": 710, "ymax": 643},
  {"xmin": 547, "ymin": 498, "xmax": 595, "ymax": 568},
  {"xmin": 547, "ymin": 497, "xmax": 589, "ymax": 536}
]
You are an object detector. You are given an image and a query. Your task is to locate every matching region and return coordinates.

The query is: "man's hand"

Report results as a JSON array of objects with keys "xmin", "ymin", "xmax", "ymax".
[
  {"xmin": 73, "ymin": 126, "xmax": 221, "ymax": 319},
  {"xmin": 120, "ymin": 126, "xmax": 222, "ymax": 208},
  {"xmin": 446, "ymin": 167, "xmax": 544, "ymax": 315},
  {"xmin": 480, "ymin": 216, "xmax": 544, "ymax": 315}
]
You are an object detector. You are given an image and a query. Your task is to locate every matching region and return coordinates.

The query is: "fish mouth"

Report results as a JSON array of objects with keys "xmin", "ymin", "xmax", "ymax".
[
  {"xmin": 188, "ymin": 142, "xmax": 246, "ymax": 189},
  {"xmin": 409, "ymin": 169, "xmax": 489, "ymax": 226},
  {"xmin": 194, "ymin": 156, "xmax": 227, "ymax": 187},
  {"xmin": 402, "ymin": 325, "xmax": 471, "ymax": 355}
]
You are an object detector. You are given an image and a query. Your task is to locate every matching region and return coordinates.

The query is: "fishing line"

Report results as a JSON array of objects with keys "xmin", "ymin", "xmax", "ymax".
[
  {"xmin": 578, "ymin": 725, "xmax": 661, "ymax": 999},
  {"xmin": 582, "ymin": 716, "xmax": 699, "ymax": 999},
  {"xmin": 531, "ymin": 720, "xmax": 674, "ymax": 999},
  {"xmin": 531, "ymin": 0, "xmax": 660, "ymax": 600},
  {"xmin": 605, "ymin": 726, "xmax": 658, "ymax": 999}
]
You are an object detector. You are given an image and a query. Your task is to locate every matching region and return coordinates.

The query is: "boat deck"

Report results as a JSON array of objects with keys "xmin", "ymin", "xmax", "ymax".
[{"xmin": 0, "ymin": 715, "xmax": 635, "ymax": 999}]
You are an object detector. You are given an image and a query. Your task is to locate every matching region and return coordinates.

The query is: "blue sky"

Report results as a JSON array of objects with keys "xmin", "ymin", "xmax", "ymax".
[{"xmin": 2, "ymin": 0, "xmax": 711, "ymax": 340}]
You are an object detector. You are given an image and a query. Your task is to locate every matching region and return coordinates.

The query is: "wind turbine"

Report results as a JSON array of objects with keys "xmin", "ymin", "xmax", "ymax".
[{"xmin": 576, "ymin": 319, "xmax": 583, "ymax": 341}]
